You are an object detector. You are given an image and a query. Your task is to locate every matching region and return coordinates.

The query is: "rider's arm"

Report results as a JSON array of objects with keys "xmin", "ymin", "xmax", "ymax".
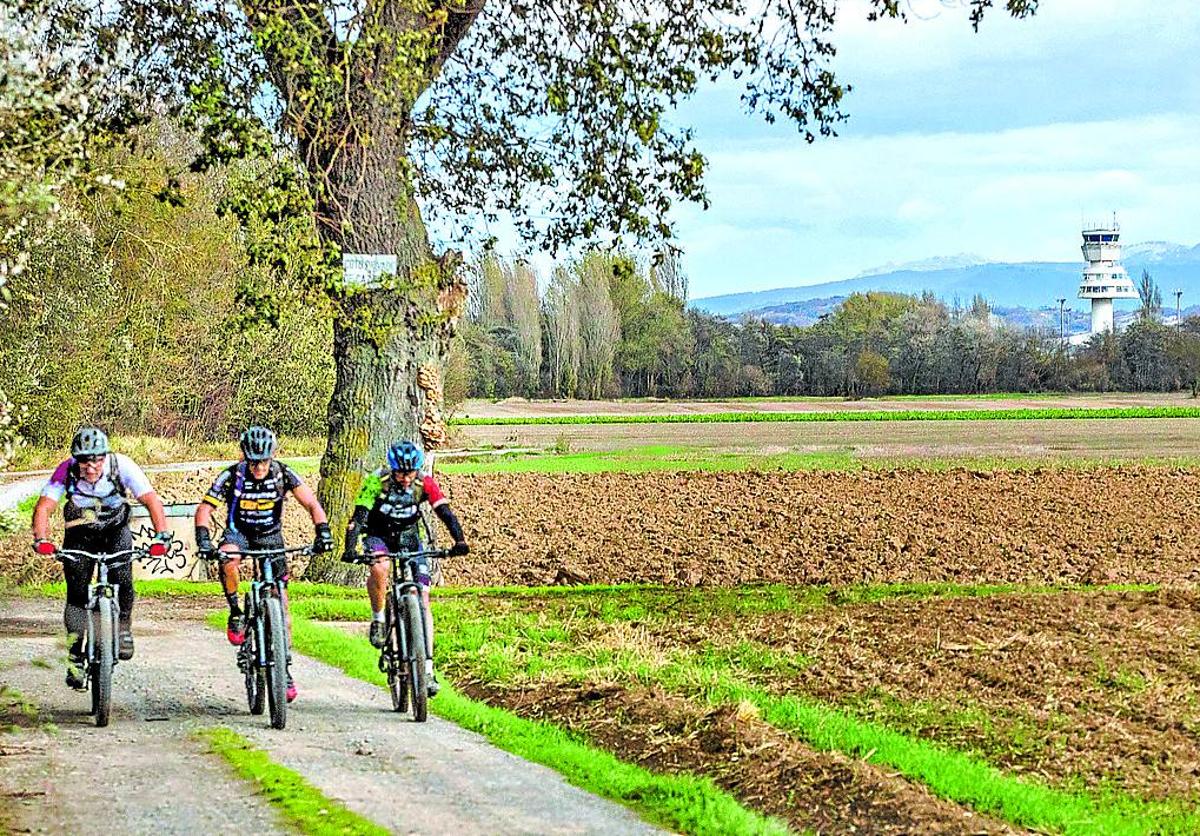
[
  {"xmin": 194, "ymin": 468, "xmax": 231, "ymax": 552},
  {"xmin": 281, "ymin": 464, "xmax": 327, "ymax": 524},
  {"xmin": 343, "ymin": 505, "xmax": 369, "ymax": 556},
  {"xmin": 31, "ymin": 496, "xmax": 58, "ymax": 542},
  {"xmin": 423, "ymin": 477, "xmax": 466, "ymax": 545},
  {"xmin": 115, "ymin": 455, "xmax": 167, "ymax": 532},
  {"xmin": 137, "ymin": 490, "xmax": 170, "ymax": 533},
  {"xmin": 292, "ymin": 484, "xmax": 328, "ymax": 524},
  {"xmin": 32, "ymin": 459, "xmax": 70, "ymax": 544}
]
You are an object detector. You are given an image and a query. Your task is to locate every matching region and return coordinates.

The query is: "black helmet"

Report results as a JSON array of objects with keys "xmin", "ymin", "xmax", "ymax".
[
  {"xmin": 71, "ymin": 427, "xmax": 110, "ymax": 458},
  {"xmin": 386, "ymin": 440, "xmax": 424, "ymax": 472},
  {"xmin": 239, "ymin": 426, "xmax": 277, "ymax": 462}
]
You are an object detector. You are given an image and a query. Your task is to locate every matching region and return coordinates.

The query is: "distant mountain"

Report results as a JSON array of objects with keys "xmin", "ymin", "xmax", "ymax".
[
  {"xmin": 852, "ymin": 253, "xmax": 993, "ymax": 279},
  {"xmin": 692, "ymin": 242, "xmax": 1200, "ymax": 317}
]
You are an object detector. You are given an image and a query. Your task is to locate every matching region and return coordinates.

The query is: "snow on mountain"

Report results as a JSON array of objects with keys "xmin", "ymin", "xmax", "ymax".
[{"xmin": 852, "ymin": 253, "xmax": 994, "ymax": 279}]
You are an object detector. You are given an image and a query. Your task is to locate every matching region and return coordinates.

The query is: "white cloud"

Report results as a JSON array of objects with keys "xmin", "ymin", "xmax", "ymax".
[{"xmin": 678, "ymin": 114, "xmax": 1200, "ymax": 297}]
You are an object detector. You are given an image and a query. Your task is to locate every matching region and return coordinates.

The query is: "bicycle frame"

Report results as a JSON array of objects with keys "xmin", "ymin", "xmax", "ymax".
[
  {"xmin": 220, "ymin": 547, "xmax": 309, "ymax": 673},
  {"xmin": 57, "ymin": 549, "xmax": 139, "ymax": 670},
  {"xmin": 358, "ymin": 548, "xmax": 446, "ymax": 652}
]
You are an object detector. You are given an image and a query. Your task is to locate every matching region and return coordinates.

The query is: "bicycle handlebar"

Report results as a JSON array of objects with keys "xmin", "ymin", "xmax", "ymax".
[
  {"xmin": 345, "ymin": 548, "xmax": 449, "ymax": 565},
  {"xmin": 199, "ymin": 546, "xmax": 313, "ymax": 560},
  {"xmin": 54, "ymin": 548, "xmax": 146, "ymax": 563}
]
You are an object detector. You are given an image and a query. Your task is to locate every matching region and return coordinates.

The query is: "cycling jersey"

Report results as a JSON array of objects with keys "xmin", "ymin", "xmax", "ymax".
[
  {"xmin": 354, "ymin": 469, "xmax": 446, "ymax": 538},
  {"xmin": 42, "ymin": 453, "xmax": 152, "ymax": 531},
  {"xmin": 201, "ymin": 461, "xmax": 303, "ymax": 537}
]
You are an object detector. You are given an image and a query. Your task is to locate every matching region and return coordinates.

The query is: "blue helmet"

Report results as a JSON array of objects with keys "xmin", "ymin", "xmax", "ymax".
[{"xmin": 386, "ymin": 440, "xmax": 424, "ymax": 473}]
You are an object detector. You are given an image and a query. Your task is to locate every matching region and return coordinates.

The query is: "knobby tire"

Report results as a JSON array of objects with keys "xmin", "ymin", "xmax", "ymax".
[
  {"xmin": 264, "ymin": 594, "xmax": 288, "ymax": 730},
  {"xmin": 93, "ymin": 599, "xmax": 115, "ymax": 728},
  {"xmin": 244, "ymin": 622, "xmax": 265, "ymax": 716},
  {"xmin": 386, "ymin": 595, "xmax": 407, "ymax": 713},
  {"xmin": 405, "ymin": 591, "xmax": 428, "ymax": 723}
]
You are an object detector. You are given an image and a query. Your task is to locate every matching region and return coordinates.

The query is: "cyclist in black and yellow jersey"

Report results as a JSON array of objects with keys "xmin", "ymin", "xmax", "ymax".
[
  {"xmin": 194, "ymin": 426, "xmax": 333, "ymax": 702},
  {"xmin": 342, "ymin": 440, "xmax": 469, "ymax": 696}
]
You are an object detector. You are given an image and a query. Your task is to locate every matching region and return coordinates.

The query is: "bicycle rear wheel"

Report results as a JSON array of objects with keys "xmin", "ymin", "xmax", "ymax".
[
  {"xmin": 386, "ymin": 595, "xmax": 407, "ymax": 713},
  {"xmin": 93, "ymin": 599, "xmax": 115, "ymax": 728},
  {"xmin": 405, "ymin": 591, "xmax": 428, "ymax": 723},
  {"xmin": 263, "ymin": 595, "xmax": 288, "ymax": 730}
]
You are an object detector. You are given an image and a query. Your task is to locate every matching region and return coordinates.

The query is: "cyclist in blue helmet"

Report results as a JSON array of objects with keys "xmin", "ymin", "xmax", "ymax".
[{"xmin": 343, "ymin": 439, "xmax": 469, "ymax": 696}]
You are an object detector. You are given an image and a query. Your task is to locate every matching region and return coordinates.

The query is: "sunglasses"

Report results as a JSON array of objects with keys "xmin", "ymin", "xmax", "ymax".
[{"xmin": 75, "ymin": 455, "xmax": 105, "ymax": 464}]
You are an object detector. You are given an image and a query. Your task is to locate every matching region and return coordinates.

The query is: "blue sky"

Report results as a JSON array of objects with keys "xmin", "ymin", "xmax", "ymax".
[{"xmin": 673, "ymin": 0, "xmax": 1200, "ymax": 299}]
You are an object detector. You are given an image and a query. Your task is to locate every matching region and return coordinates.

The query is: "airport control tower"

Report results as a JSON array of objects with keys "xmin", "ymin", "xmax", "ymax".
[{"xmin": 1078, "ymin": 218, "xmax": 1138, "ymax": 335}]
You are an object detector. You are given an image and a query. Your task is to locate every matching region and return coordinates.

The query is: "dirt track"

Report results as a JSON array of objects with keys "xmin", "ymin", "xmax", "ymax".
[
  {"xmin": 458, "ymin": 416, "xmax": 1200, "ymax": 459},
  {"xmin": 0, "ymin": 597, "xmax": 661, "ymax": 835},
  {"xmin": 458, "ymin": 393, "xmax": 1194, "ymax": 419}
]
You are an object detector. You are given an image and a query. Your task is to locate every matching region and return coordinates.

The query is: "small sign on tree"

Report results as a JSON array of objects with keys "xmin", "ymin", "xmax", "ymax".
[{"xmin": 343, "ymin": 253, "xmax": 398, "ymax": 287}]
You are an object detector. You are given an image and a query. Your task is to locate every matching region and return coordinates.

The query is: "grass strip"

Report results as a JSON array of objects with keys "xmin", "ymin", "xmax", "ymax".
[
  {"xmin": 195, "ymin": 726, "xmax": 387, "ymax": 835},
  {"xmin": 451, "ymin": 405, "xmax": 1200, "ymax": 426},
  {"xmin": 423, "ymin": 588, "xmax": 1194, "ymax": 836},
  {"xmin": 733, "ymin": 686, "xmax": 1199, "ymax": 836},
  {"xmin": 288, "ymin": 617, "xmax": 788, "ymax": 836},
  {"xmin": 440, "ymin": 446, "xmax": 1200, "ymax": 475}
]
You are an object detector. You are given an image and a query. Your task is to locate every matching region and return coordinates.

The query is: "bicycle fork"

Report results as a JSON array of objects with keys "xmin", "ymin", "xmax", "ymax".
[
  {"xmin": 395, "ymin": 582, "xmax": 431, "ymax": 661},
  {"xmin": 86, "ymin": 582, "xmax": 121, "ymax": 673}
]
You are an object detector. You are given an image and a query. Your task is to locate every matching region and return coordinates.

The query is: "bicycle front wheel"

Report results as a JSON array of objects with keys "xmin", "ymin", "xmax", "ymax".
[
  {"xmin": 405, "ymin": 591, "xmax": 428, "ymax": 723},
  {"xmin": 243, "ymin": 625, "xmax": 265, "ymax": 715},
  {"xmin": 93, "ymin": 598, "xmax": 115, "ymax": 728},
  {"xmin": 263, "ymin": 595, "xmax": 288, "ymax": 730},
  {"xmin": 386, "ymin": 595, "xmax": 407, "ymax": 713}
]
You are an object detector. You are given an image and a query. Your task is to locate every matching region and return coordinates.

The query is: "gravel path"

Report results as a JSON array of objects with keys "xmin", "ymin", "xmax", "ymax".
[{"xmin": 0, "ymin": 597, "xmax": 663, "ymax": 835}]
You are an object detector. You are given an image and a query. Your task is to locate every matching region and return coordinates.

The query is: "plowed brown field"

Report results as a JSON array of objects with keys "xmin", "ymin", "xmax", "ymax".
[
  {"xmin": 442, "ymin": 468, "xmax": 1200, "ymax": 587},
  {"xmin": 7, "ymin": 467, "xmax": 1200, "ymax": 588}
]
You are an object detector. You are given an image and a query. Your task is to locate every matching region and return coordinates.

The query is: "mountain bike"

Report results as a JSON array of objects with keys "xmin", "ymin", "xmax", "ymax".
[
  {"xmin": 53, "ymin": 547, "xmax": 149, "ymax": 728},
  {"xmin": 349, "ymin": 547, "xmax": 448, "ymax": 722},
  {"xmin": 204, "ymin": 546, "xmax": 309, "ymax": 730}
]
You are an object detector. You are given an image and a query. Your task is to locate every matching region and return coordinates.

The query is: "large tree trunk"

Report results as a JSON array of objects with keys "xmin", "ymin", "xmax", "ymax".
[
  {"xmin": 304, "ymin": 128, "xmax": 466, "ymax": 581},
  {"xmin": 247, "ymin": 2, "xmax": 483, "ymax": 581}
]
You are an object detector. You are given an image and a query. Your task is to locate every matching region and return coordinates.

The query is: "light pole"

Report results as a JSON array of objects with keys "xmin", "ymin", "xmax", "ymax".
[
  {"xmin": 1175, "ymin": 289, "xmax": 1183, "ymax": 328},
  {"xmin": 1057, "ymin": 297, "xmax": 1067, "ymax": 342}
]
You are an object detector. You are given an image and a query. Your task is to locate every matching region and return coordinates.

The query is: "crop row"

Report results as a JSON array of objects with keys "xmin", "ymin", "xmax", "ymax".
[{"xmin": 451, "ymin": 405, "xmax": 1200, "ymax": 426}]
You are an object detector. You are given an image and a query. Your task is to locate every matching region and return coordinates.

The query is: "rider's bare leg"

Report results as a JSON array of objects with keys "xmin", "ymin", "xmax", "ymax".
[
  {"xmin": 368, "ymin": 558, "xmax": 388, "ymax": 613},
  {"xmin": 219, "ymin": 545, "xmax": 242, "ymax": 603}
]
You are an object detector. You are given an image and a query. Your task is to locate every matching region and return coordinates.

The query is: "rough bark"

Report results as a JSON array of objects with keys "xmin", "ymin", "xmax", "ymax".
[
  {"xmin": 244, "ymin": 1, "xmax": 478, "ymax": 581},
  {"xmin": 306, "ymin": 123, "xmax": 466, "ymax": 581}
]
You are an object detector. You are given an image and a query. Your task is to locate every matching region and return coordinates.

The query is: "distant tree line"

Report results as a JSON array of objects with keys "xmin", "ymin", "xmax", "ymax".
[
  {"xmin": 6, "ymin": 126, "xmax": 1200, "ymax": 454},
  {"xmin": 454, "ymin": 262, "xmax": 1200, "ymax": 401}
]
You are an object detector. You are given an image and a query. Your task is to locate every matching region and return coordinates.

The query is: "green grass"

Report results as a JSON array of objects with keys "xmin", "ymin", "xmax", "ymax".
[
  {"xmin": 450, "ymin": 405, "xmax": 1200, "ymax": 426},
  {"xmin": 440, "ymin": 446, "xmax": 858, "ymax": 475},
  {"xmin": 437, "ymin": 444, "xmax": 1200, "ymax": 476},
  {"xmin": 196, "ymin": 726, "xmax": 387, "ymax": 835},
  {"xmin": 288, "ymin": 618, "xmax": 789, "ymax": 836},
  {"xmin": 736, "ymin": 685, "xmax": 1198, "ymax": 836},
  {"xmin": 418, "ymin": 584, "xmax": 1195, "ymax": 836},
  {"xmin": 78, "ymin": 579, "xmax": 1189, "ymax": 834},
  {"xmin": 0, "ymin": 494, "xmax": 39, "ymax": 536}
]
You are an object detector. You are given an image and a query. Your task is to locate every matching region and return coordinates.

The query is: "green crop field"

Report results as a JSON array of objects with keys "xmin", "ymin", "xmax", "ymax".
[{"xmin": 450, "ymin": 405, "xmax": 1200, "ymax": 426}]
